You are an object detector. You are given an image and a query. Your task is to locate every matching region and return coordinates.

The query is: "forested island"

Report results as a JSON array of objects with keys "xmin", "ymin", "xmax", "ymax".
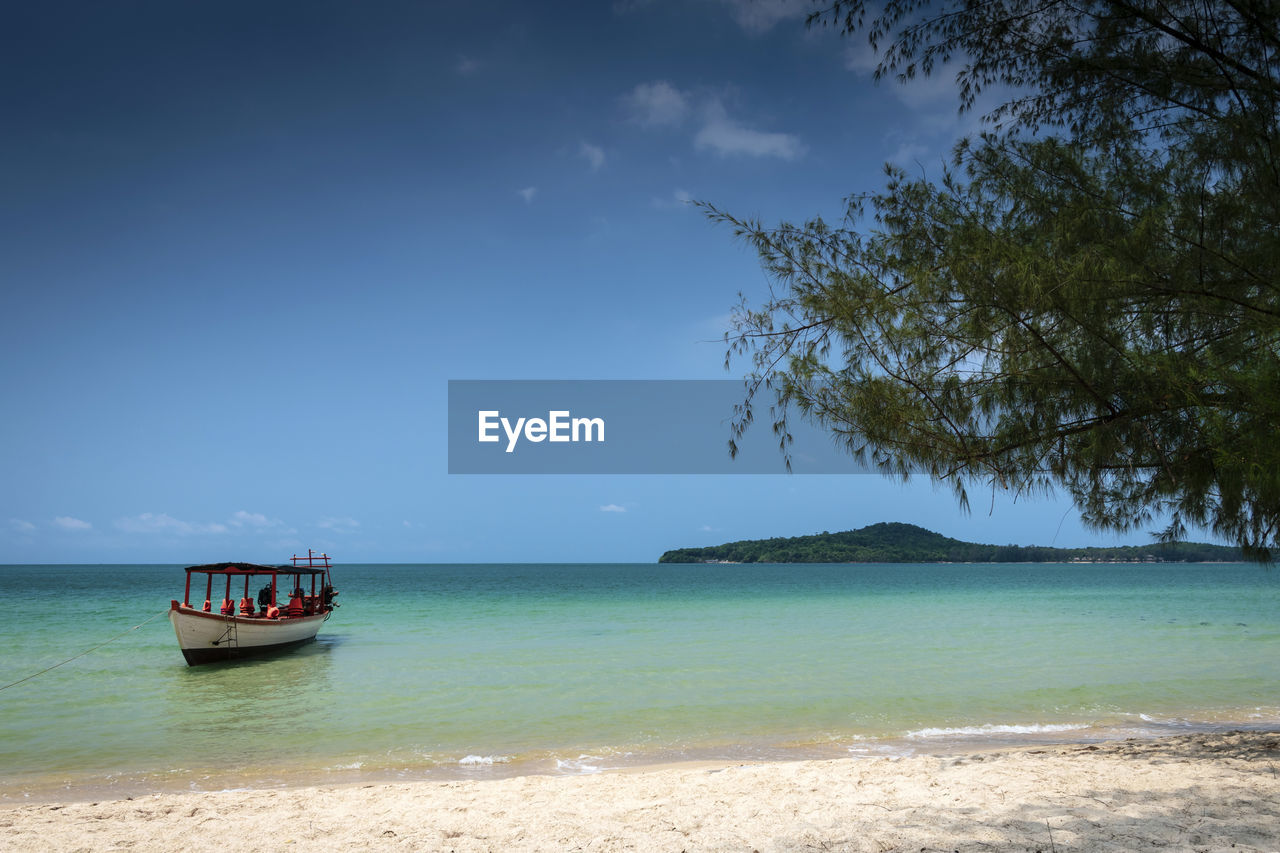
[{"xmin": 658, "ymin": 522, "xmax": 1242, "ymax": 564}]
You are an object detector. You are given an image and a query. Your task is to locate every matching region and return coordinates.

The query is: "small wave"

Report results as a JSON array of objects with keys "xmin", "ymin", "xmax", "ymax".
[
  {"xmin": 555, "ymin": 755, "xmax": 602, "ymax": 775},
  {"xmin": 847, "ymin": 743, "xmax": 915, "ymax": 759},
  {"xmin": 1245, "ymin": 707, "xmax": 1280, "ymax": 719},
  {"xmin": 458, "ymin": 754, "xmax": 510, "ymax": 766},
  {"xmin": 905, "ymin": 723, "xmax": 1090, "ymax": 739}
]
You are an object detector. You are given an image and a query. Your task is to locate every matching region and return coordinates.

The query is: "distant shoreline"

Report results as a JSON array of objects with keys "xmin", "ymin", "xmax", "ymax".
[
  {"xmin": 660, "ymin": 521, "xmax": 1243, "ymax": 564},
  {"xmin": 689, "ymin": 558, "xmax": 1242, "ymax": 565}
]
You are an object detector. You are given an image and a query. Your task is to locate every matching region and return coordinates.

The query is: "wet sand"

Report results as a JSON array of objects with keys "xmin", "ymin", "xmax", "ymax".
[{"xmin": 3, "ymin": 731, "xmax": 1278, "ymax": 852}]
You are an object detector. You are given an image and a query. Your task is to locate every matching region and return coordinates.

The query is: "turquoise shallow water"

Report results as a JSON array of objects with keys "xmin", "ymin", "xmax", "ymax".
[{"xmin": 1, "ymin": 561, "xmax": 1278, "ymax": 799}]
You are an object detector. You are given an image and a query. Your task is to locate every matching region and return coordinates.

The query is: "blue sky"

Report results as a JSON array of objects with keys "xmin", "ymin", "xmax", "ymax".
[{"xmin": 1, "ymin": 0, "xmax": 1170, "ymax": 563}]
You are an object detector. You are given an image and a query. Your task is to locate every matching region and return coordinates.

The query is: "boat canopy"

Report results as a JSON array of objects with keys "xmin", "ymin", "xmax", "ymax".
[{"xmin": 183, "ymin": 562, "xmax": 330, "ymax": 576}]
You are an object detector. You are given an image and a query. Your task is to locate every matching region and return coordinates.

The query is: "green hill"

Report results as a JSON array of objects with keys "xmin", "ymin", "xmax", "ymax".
[{"xmin": 658, "ymin": 522, "xmax": 1241, "ymax": 563}]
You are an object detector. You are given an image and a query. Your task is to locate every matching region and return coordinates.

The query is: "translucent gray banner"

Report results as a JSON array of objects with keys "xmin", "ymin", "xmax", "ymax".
[{"xmin": 447, "ymin": 380, "xmax": 872, "ymax": 474}]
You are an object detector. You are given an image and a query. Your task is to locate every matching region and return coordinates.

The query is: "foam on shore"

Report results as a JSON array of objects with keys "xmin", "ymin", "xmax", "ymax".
[{"xmin": 3, "ymin": 730, "xmax": 1278, "ymax": 852}]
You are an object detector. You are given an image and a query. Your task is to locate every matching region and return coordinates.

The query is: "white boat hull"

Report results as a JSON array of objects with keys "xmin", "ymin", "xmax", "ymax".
[{"xmin": 168, "ymin": 604, "xmax": 330, "ymax": 665}]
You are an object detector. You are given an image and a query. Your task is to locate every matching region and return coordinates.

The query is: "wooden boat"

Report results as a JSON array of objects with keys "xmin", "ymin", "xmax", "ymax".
[{"xmin": 168, "ymin": 550, "xmax": 339, "ymax": 665}]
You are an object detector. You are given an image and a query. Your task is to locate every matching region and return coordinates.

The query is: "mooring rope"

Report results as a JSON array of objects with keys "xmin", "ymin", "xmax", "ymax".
[{"xmin": 0, "ymin": 609, "xmax": 169, "ymax": 692}]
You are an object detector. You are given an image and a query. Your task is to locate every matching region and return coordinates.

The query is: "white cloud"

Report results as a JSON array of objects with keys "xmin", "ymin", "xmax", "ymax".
[
  {"xmin": 627, "ymin": 82, "xmax": 805, "ymax": 161},
  {"xmin": 317, "ymin": 516, "xmax": 361, "ymax": 533},
  {"xmin": 455, "ymin": 55, "xmax": 482, "ymax": 76},
  {"xmin": 720, "ymin": 0, "xmax": 810, "ymax": 33},
  {"xmin": 229, "ymin": 510, "xmax": 283, "ymax": 529},
  {"xmin": 887, "ymin": 138, "xmax": 931, "ymax": 166},
  {"xmin": 688, "ymin": 310, "xmax": 737, "ymax": 345},
  {"xmin": 889, "ymin": 66, "xmax": 967, "ymax": 114},
  {"xmin": 847, "ymin": 50, "xmax": 1012, "ymax": 166},
  {"xmin": 694, "ymin": 101, "xmax": 806, "ymax": 160},
  {"xmin": 652, "ymin": 188, "xmax": 695, "ymax": 209},
  {"xmin": 8, "ymin": 518, "xmax": 36, "ymax": 533},
  {"xmin": 114, "ymin": 513, "xmax": 227, "ymax": 535},
  {"xmin": 579, "ymin": 141, "xmax": 605, "ymax": 171},
  {"xmin": 53, "ymin": 516, "xmax": 92, "ymax": 531},
  {"xmin": 518, "ymin": 186, "xmax": 538, "ymax": 204},
  {"xmin": 616, "ymin": 0, "xmax": 805, "ymax": 34},
  {"xmin": 843, "ymin": 39, "xmax": 880, "ymax": 75},
  {"xmin": 624, "ymin": 81, "xmax": 690, "ymax": 127},
  {"xmin": 599, "ymin": 504, "xmax": 627, "ymax": 513}
]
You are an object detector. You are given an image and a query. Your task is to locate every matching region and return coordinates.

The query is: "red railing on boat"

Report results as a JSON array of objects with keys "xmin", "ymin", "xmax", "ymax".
[
  {"xmin": 290, "ymin": 549, "xmax": 331, "ymax": 569},
  {"xmin": 176, "ymin": 550, "xmax": 337, "ymax": 618}
]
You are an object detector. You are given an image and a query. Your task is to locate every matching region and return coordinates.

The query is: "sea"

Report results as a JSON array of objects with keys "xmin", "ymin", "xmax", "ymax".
[{"xmin": 1, "ymin": 561, "xmax": 1278, "ymax": 801}]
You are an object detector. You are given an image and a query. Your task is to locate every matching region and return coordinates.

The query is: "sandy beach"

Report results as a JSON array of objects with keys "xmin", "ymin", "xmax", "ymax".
[{"xmin": 3, "ymin": 731, "xmax": 1278, "ymax": 852}]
